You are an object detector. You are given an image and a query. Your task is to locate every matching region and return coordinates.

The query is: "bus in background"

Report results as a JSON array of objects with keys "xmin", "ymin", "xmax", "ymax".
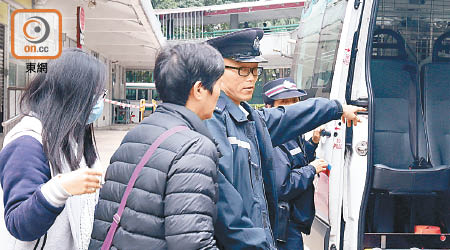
[
  {"xmin": 291, "ymin": 0, "xmax": 450, "ymax": 249},
  {"xmin": 125, "ymin": 82, "xmax": 158, "ymax": 123}
]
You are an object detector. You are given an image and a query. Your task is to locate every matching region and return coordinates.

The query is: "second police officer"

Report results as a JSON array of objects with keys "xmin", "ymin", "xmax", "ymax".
[
  {"xmin": 205, "ymin": 28, "xmax": 365, "ymax": 249},
  {"xmin": 263, "ymin": 78, "xmax": 328, "ymax": 250}
]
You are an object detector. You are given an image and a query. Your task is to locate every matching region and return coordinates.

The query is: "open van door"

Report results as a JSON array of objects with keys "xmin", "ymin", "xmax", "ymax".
[
  {"xmin": 360, "ymin": 0, "xmax": 450, "ymax": 249},
  {"xmin": 291, "ymin": 0, "xmax": 370, "ymax": 249},
  {"xmin": 293, "ymin": 0, "xmax": 450, "ymax": 248}
]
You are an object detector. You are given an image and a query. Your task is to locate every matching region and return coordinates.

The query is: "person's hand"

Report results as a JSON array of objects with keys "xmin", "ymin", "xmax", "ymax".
[
  {"xmin": 57, "ymin": 168, "xmax": 103, "ymax": 195},
  {"xmin": 310, "ymin": 159, "xmax": 328, "ymax": 174},
  {"xmin": 312, "ymin": 126, "xmax": 325, "ymax": 144},
  {"xmin": 341, "ymin": 105, "xmax": 367, "ymax": 127}
]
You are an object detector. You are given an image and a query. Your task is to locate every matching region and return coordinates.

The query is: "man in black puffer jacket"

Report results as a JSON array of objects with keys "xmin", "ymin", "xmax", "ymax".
[{"xmin": 89, "ymin": 43, "xmax": 224, "ymax": 250}]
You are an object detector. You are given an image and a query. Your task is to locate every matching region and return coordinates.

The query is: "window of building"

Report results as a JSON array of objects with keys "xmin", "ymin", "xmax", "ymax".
[
  {"xmin": 151, "ymin": 90, "xmax": 160, "ymax": 101},
  {"xmin": 126, "ymin": 70, "xmax": 153, "ymax": 83},
  {"xmin": 8, "ymin": 61, "xmax": 27, "ymax": 88},
  {"xmin": 137, "ymin": 89, "xmax": 148, "ymax": 100},
  {"xmin": 248, "ymin": 68, "xmax": 290, "ymax": 105},
  {"xmin": 8, "ymin": 63, "xmax": 16, "ymax": 87},
  {"xmin": 126, "ymin": 89, "xmax": 137, "ymax": 100}
]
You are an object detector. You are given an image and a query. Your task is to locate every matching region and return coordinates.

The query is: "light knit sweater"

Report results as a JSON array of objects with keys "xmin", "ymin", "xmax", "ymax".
[{"xmin": 0, "ymin": 116, "xmax": 100, "ymax": 250}]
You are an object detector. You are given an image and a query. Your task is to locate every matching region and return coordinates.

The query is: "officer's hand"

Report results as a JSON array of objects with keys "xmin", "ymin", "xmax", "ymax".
[
  {"xmin": 312, "ymin": 126, "xmax": 324, "ymax": 144},
  {"xmin": 341, "ymin": 105, "xmax": 366, "ymax": 127},
  {"xmin": 58, "ymin": 168, "xmax": 103, "ymax": 195},
  {"xmin": 310, "ymin": 159, "xmax": 328, "ymax": 174}
]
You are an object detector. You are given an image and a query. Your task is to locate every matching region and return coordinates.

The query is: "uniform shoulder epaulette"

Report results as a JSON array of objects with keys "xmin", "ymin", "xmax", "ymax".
[{"xmin": 214, "ymin": 97, "xmax": 226, "ymax": 113}]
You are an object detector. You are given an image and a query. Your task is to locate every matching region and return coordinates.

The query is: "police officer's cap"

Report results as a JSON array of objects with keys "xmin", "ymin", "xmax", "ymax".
[
  {"xmin": 207, "ymin": 28, "xmax": 268, "ymax": 63},
  {"xmin": 262, "ymin": 77, "xmax": 306, "ymax": 104}
]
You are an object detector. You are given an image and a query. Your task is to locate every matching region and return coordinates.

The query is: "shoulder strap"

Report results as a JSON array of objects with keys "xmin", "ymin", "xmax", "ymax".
[{"xmin": 101, "ymin": 126, "xmax": 189, "ymax": 250}]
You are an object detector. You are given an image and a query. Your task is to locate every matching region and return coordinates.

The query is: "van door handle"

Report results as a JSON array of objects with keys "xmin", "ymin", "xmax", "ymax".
[
  {"xmin": 349, "ymin": 98, "xmax": 369, "ymax": 115},
  {"xmin": 320, "ymin": 130, "xmax": 332, "ymax": 137}
]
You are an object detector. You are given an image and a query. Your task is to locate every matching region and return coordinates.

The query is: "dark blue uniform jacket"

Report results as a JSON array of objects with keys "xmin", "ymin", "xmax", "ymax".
[
  {"xmin": 205, "ymin": 92, "xmax": 342, "ymax": 249},
  {"xmin": 274, "ymin": 136, "xmax": 318, "ymax": 241}
]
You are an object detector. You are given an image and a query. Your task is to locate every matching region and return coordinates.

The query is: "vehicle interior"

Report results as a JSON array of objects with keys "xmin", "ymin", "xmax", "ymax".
[{"xmin": 364, "ymin": 0, "xmax": 450, "ymax": 247}]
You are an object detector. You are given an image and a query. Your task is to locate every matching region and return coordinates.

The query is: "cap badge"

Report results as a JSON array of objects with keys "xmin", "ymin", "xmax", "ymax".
[
  {"xmin": 253, "ymin": 37, "xmax": 260, "ymax": 51},
  {"xmin": 283, "ymin": 80, "xmax": 296, "ymax": 90}
]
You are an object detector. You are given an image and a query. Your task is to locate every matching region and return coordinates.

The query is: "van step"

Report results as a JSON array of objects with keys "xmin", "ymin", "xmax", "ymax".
[{"xmin": 364, "ymin": 233, "xmax": 450, "ymax": 249}]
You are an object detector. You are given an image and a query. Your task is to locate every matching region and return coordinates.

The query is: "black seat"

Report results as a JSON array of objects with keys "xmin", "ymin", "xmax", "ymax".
[
  {"xmin": 420, "ymin": 31, "xmax": 450, "ymax": 233},
  {"xmin": 370, "ymin": 29, "xmax": 450, "ymax": 193},
  {"xmin": 422, "ymin": 31, "xmax": 450, "ymax": 167},
  {"xmin": 420, "ymin": 31, "xmax": 450, "ymax": 191},
  {"xmin": 367, "ymin": 29, "xmax": 450, "ymax": 234}
]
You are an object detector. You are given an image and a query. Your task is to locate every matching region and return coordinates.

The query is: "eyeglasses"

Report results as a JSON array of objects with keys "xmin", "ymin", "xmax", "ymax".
[
  {"xmin": 102, "ymin": 89, "xmax": 108, "ymax": 99},
  {"xmin": 225, "ymin": 66, "xmax": 263, "ymax": 77}
]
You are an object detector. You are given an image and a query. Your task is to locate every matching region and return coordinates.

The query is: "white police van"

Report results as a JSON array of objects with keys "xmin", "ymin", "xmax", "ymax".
[{"xmin": 290, "ymin": 0, "xmax": 450, "ymax": 249}]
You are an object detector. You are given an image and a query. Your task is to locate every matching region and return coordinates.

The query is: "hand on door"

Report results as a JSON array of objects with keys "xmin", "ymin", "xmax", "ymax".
[
  {"xmin": 310, "ymin": 158, "xmax": 328, "ymax": 174},
  {"xmin": 312, "ymin": 126, "xmax": 325, "ymax": 144},
  {"xmin": 341, "ymin": 104, "xmax": 367, "ymax": 127}
]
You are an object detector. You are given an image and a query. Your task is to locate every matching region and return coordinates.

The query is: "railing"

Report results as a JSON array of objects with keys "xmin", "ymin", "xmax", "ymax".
[
  {"xmin": 165, "ymin": 24, "xmax": 299, "ymax": 40},
  {"xmin": 203, "ymin": 24, "xmax": 299, "ymax": 38},
  {"xmin": 2, "ymin": 115, "xmax": 23, "ymax": 135}
]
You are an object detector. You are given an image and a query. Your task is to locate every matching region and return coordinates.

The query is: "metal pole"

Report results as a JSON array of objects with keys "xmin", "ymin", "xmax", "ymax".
[
  {"xmin": 201, "ymin": 11, "xmax": 204, "ymax": 38},
  {"xmin": 190, "ymin": 12, "xmax": 192, "ymax": 40},
  {"xmin": 194, "ymin": 11, "xmax": 197, "ymax": 39}
]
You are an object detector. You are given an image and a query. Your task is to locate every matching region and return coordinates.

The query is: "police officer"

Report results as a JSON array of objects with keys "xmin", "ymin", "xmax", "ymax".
[
  {"xmin": 205, "ymin": 28, "xmax": 364, "ymax": 249},
  {"xmin": 263, "ymin": 78, "xmax": 328, "ymax": 250}
]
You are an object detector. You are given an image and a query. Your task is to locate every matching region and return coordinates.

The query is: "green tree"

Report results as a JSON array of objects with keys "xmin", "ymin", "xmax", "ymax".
[{"xmin": 150, "ymin": 0, "xmax": 177, "ymax": 9}]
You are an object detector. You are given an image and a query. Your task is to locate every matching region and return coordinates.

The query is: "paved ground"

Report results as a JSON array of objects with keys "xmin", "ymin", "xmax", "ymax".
[{"xmin": 95, "ymin": 124, "xmax": 135, "ymax": 169}]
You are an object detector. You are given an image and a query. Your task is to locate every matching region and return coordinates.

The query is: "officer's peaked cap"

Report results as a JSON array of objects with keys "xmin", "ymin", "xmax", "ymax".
[
  {"xmin": 262, "ymin": 77, "xmax": 306, "ymax": 104},
  {"xmin": 207, "ymin": 28, "xmax": 268, "ymax": 63}
]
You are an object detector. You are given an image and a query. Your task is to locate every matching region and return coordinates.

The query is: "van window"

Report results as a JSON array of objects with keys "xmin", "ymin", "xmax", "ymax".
[
  {"xmin": 292, "ymin": 0, "xmax": 348, "ymax": 99},
  {"xmin": 374, "ymin": 0, "xmax": 449, "ymax": 64}
]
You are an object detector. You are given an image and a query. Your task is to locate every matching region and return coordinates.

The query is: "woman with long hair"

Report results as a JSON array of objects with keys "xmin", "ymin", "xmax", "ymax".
[{"xmin": 0, "ymin": 48, "xmax": 106, "ymax": 250}]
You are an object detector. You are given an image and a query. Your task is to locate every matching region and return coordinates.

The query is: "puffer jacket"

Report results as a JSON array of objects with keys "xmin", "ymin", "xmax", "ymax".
[{"xmin": 89, "ymin": 103, "xmax": 220, "ymax": 250}]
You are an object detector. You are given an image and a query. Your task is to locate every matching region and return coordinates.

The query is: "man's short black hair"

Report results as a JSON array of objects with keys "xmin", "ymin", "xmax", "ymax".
[{"xmin": 154, "ymin": 43, "xmax": 224, "ymax": 105}]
